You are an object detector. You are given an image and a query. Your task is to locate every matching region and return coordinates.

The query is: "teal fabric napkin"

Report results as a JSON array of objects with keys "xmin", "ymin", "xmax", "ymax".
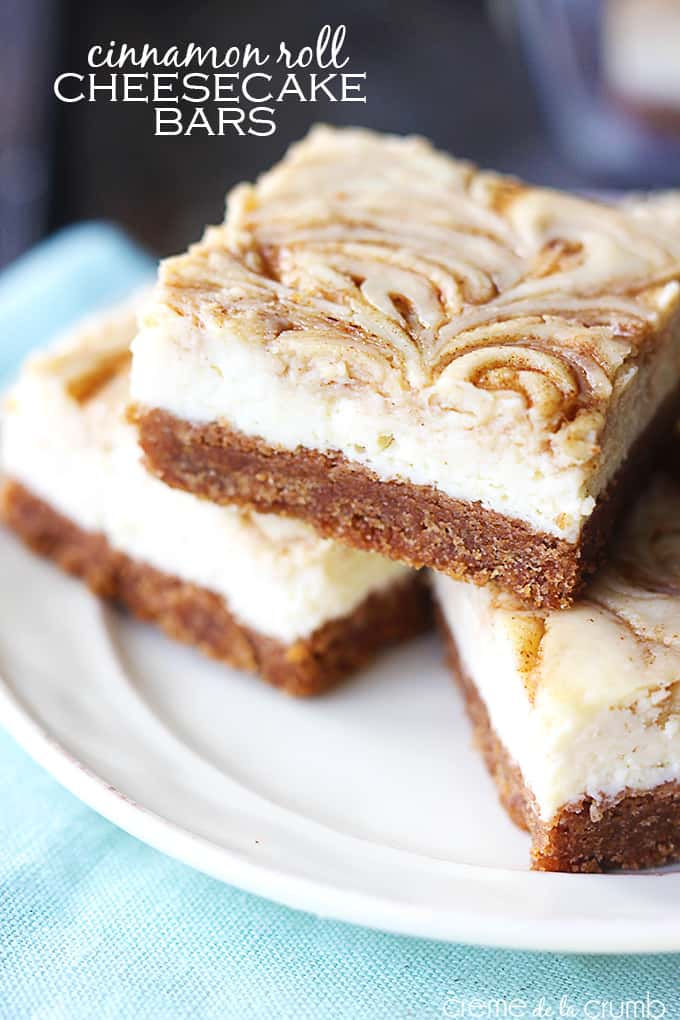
[{"xmin": 0, "ymin": 224, "xmax": 679, "ymax": 1020}]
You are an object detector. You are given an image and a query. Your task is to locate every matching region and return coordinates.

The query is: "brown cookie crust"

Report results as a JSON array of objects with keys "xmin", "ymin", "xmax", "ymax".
[
  {"xmin": 1, "ymin": 480, "xmax": 431, "ymax": 697},
  {"xmin": 135, "ymin": 379, "xmax": 680, "ymax": 610},
  {"xmin": 437, "ymin": 611, "xmax": 680, "ymax": 872}
]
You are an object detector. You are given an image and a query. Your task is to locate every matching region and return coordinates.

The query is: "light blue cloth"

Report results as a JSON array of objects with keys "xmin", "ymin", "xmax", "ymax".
[{"xmin": 0, "ymin": 224, "xmax": 679, "ymax": 1020}]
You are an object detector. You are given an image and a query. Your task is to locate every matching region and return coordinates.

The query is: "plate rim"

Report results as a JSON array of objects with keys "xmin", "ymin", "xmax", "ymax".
[{"xmin": 2, "ymin": 664, "xmax": 680, "ymax": 955}]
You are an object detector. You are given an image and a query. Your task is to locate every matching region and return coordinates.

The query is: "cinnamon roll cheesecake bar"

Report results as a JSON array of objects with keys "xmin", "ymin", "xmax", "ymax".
[
  {"xmin": 130, "ymin": 126, "xmax": 680, "ymax": 609},
  {"xmin": 1, "ymin": 299, "xmax": 429, "ymax": 696},
  {"xmin": 433, "ymin": 472, "xmax": 680, "ymax": 872}
]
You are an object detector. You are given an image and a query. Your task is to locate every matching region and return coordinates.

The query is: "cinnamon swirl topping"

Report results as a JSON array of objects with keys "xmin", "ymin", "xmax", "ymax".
[{"xmin": 157, "ymin": 127, "xmax": 680, "ymax": 448}]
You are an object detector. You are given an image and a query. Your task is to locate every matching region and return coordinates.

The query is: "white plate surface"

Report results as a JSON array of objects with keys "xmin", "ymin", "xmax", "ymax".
[{"xmin": 1, "ymin": 525, "xmax": 680, "ymax": 953}]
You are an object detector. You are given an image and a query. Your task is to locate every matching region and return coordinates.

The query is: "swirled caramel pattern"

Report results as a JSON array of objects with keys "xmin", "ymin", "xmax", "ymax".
[
  {"xmin": 491, "ymin": 474, "xmax": 680, "ymax": 701},
  {"xmin": 589, "ymin": 474, "xmax": 680, "ymax": 646},
  {"xmin": 157, "ymin": 126, "xmax": 680, "ymax": 443}
]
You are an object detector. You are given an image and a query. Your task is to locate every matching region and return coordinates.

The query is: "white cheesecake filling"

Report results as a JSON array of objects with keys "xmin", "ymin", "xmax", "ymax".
[
  {"xmin": 129, "ymin": 126, "xmax": 680, "ymax": 544},
  {"xmin": 433, "ymin": 567, "xmax": 680, "ymax": 822},
  {"xmin": 2, "ymin": 306, "xmax": 411, "ymax": 644},
  {"xmin": 130, "ymin": 299, "xmax": 680, "ymax": 544}
]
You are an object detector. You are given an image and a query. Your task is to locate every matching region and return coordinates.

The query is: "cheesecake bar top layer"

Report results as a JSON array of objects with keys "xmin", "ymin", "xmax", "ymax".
[
  {"xmin": 1, "ymin": 298, "xmax": 411, "ymax": 644},
  {"xmin": 131, "ymin": 127, "xmax": 680, "ymax": 541},
  {"xmin": 157, "ymin": 126, "xmax": 680, "ymax": 387},
  {"xmin": 433, "ymin": 471, "xmax": 680, "ymax": 820}
]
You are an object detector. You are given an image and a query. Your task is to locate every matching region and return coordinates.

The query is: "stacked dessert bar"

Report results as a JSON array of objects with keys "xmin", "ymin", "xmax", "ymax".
[
  {"xmin": 1, "ymin": 296, "xmax": 429, "ymax": 696},
  {"xmin": 4, "ymin": 126, "xmax": 680, "ymax": 871}
]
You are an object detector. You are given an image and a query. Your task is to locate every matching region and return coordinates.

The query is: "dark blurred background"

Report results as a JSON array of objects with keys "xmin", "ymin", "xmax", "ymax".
[{"xmin": 2, "ymin": 0, "xmax": 680, "ymax": 269}]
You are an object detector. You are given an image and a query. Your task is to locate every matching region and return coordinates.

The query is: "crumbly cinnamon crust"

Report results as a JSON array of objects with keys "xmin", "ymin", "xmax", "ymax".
[
  {"xmin": 1, "ymin": 480, "xmax": 431, "ymax": 697},
  {"xmin": 135, "ymin": 379, "xmax": 680, "ymax": 610},
  {"xmin": 438, "ymin": 611, "xmax": 680, "ymax": 873}
]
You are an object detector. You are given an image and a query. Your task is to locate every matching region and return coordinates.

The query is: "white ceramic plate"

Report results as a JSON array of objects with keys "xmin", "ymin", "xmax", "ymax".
[{"xmin": 1, "ymin": 526, "xmax": 680, "ymax": 953}]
